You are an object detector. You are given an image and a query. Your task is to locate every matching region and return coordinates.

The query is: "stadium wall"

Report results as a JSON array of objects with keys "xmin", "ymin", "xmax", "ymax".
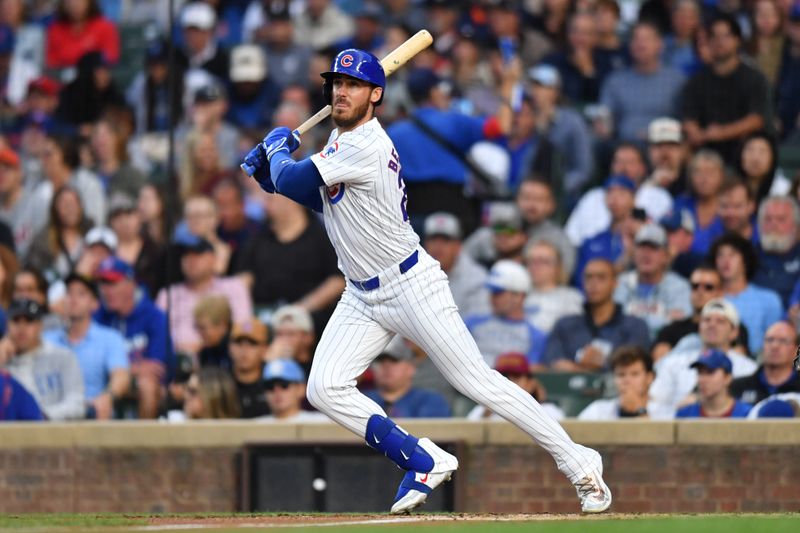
[{"xmin": 0, "ymin": 420, "xmax": 798, "ymax": 514}]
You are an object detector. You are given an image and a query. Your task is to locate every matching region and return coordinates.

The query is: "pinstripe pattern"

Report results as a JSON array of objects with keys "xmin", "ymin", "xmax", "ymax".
[{"xmin": 306, "ymin": 119, "xmax": 603, "ymax": 486}]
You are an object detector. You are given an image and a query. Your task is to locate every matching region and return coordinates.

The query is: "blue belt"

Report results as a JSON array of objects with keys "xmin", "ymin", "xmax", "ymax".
[{"xmin": 350, "ymin": 250, "xmax": 419, "ymax": 291}]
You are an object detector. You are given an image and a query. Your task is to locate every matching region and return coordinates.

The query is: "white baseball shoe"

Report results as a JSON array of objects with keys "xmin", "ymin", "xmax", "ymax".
[
  {"xmin": 574, "ymin": 468, "xmax": 612, "ymax": 513},
  {"xmin": 390, "ymin": 438, "xmax": 458, "ymax": 514}
]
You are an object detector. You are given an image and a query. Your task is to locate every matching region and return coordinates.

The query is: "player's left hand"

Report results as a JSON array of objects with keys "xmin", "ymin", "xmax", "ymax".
[{"xmin": 262, "ymin": 127, "xmax": 302, "ymax": 162}]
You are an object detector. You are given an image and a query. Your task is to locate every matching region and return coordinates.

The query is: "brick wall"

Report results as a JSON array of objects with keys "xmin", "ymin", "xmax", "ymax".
[
  {"xmin": 2, "ymin": 443, "xmax": 799, "ymax": 513},
  {"xmin": 462, "ymin": 445, "xmax": 800, "ymax": 514}
]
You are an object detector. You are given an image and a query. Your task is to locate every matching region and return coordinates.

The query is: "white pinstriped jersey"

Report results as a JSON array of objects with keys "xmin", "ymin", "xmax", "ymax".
[{"xmin": 310, "ymin": 118, "xmax": 419, "ymax": 281}]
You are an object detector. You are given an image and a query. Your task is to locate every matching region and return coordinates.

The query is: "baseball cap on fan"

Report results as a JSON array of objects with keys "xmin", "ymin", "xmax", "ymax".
[
  {"xmin": 528, "ymin": 64, "xmax": 561, "ymax": 88},
  {"xmin": 263, "ymin": 358, "xmax": 306, "ymax": 383},
  {"xmin": 648, "ymin": 117, "xmax": 682, "ymax": 144},
  {"xmin": 690, "ymin": 349, "xmax": 732, "ymax": 374},
  {"xmin": 230, "ymin": 45, "xmax": 267, "ymax": 83},
  {"xmin": 424, "ymin": 212, "xmax": 461, "ymax": 240},
  {"xmin": 488, "ymin": 203, "xmax": 523, "ymax": 233},
  {"xmin": 700, "ymin": 298, "xmax": 740, "ymax": 329},
  {"xmin": 634, "ymin": 223, "xmax": 667, "ymax": 248},
  {"xmin": 486, "ymin": 260, "xmax": 531, "ymax": 294},
  {"xmin": 181, "ymin": 2, "xmax": 216, "ymax": 30}
]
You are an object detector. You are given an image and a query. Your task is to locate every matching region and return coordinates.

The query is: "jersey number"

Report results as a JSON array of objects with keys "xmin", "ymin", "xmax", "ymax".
[{"xmin": 389, "ymin": 148, "xmax": 408, "ymax": 222}]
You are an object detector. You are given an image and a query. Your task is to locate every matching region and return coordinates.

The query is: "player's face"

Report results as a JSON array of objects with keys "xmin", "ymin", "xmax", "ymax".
[{"xmin": 330, "ymin": 75, "xmax": 381, "ymax": 130}]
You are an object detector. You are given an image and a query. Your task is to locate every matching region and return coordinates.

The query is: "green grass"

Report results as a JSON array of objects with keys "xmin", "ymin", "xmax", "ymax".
[{"xmin": 0, "ymin": 513, "xmax": 797, "ymax": 533}]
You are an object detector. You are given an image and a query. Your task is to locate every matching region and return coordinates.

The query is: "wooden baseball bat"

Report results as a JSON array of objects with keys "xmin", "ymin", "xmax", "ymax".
[{"xmin": 295, "ymin": 29, "xmax": 434, "ymax": 136}]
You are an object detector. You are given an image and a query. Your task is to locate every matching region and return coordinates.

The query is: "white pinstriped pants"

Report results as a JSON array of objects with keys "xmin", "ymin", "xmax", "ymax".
[{"xmin": 306, "ymin": 248, "xmax": 601, "ymax": 483}]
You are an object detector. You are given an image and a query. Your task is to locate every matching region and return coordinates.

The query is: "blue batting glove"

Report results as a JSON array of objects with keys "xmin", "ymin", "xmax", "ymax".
[
  {"xmin": 241, "ymin": 143, "xmax": 274, "ymax": 193},
  {"xmin": 262, "ymin": 127, "xmax": 302, "ymax": 162}
]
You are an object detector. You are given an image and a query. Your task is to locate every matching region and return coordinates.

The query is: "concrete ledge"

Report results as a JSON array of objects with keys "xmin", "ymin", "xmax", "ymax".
[
  {"xmin": 676, "ymin": 420, "xmax": 800, "ymax": 445},
  {"xmin": 0, "ymin": 420, "xmax": 798, "ymax": 449}
]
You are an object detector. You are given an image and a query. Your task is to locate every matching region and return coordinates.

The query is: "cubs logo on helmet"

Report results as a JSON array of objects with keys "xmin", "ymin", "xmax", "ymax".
[
  {"xmin": 340, "ymin": 54, "xmax": 354, "ymax": 67},
  {"xmin": 320, "ymin": 48, "xmax": 386, "ymax": 106}
]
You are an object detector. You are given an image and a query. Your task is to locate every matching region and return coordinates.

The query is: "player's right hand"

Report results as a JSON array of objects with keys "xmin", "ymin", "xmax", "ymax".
[{"xmin": 262, "ymin": 127, "xmax": 302, "ymax": 163}]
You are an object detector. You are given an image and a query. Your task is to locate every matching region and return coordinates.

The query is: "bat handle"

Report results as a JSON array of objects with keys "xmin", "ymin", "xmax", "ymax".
[{"xmin": 241, "ymin": 162, "xmax": 256, "ymax": 177}]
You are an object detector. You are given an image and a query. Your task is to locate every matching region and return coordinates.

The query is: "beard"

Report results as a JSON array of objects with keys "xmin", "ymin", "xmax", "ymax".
[
  {"xmin": 332, "ymin": 97, "xmax": 371, "ymax": 130},
  {"xmin": 760, "ymin": 232, "xmax": 795, "ymax": 254}
]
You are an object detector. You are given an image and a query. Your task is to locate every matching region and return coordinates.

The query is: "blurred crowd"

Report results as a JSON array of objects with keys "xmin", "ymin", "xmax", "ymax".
[{"xmin": 0, "ymin": 0, "xmax": 799, "ymax": 423}]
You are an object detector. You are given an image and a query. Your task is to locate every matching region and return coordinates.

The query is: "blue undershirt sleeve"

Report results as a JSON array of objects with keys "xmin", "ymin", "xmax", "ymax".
[{"xmin": 269, "ymin": 151, "xmax": 324, "ymax": 213}]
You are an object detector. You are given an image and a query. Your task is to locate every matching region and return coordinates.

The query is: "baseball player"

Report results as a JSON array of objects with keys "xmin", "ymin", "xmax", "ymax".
[{"xmin": 242, "ymin": 49, "xmax": 612, "ymax": 514}]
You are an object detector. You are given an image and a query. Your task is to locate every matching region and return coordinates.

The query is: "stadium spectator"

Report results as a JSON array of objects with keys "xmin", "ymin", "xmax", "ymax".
[
  {"xmin": 55, "ymin": 51, "xmax": 126, "ymax": 132},
  {"xmin": 776, "ymin": 5, "xmax": 800, "ymax": 141},
  {"xmin": 179, "ymin": 195, "xmax": 232, "ymax": 276},
  {"xmin": 259, "ymin": 5, "xmax": 313, "ymax": 90},
  {"xmin": 738, "ymin": 134, "xmax": 792, "ymax": 203},
  {"xmin": 1, "ymin": 298, "xmax": 85, "ymax": 420},
  {"xmin": 494, "ymin": 94, "xmax": 555, "ymax": 193},
  {"xmin": 94, "ymin": 257, "xmax": 171, "ymax": 419},
  {"xmin": 650, "ymin": 299, "xmax": 758, "ymax": 411},
  {"xmin": 717, "ymin": 177, "xmax": 757, "ymax": 243},
  {"xmin": 747, "ymin": 0, "xmax": 785, "ymax": 85},
  {"xmin": 235, "ymin": 193, "xmax": 344, "ymax": 334},
  {"xmin": 572, "ymin": 176, "xmax": 640, "ymax": 283},
  {"xmin": 614, "ymin": 223, "xmax": 692, "ymax": 339},
  {"xmin": 264, "ymin": 305, "xmax": 316, "ymax": 377},
  {"xmin": 229, "ymin": 318, "xmax": 270, "ymax": 418},
  {"xmin": 0, "ymin": 146, "xmax": 38, "ymax": 256},
  {"xmin": 45, "ymin": 0, "xmax": 119, "ymax": 69},
  {"xmin": 336, "ymin": 3, "xmax": 385, "ymax": 55},
  {"xmin": 674, "ymin": 349, "xmax": 752, "ymax": 418},
  {"xmin": 0, "ymin": 244, "xmax": 17, "ymax": 310},
  {"xmin": 212, "ymin": 179, "xmax": 260, "ymax": 276},
  {"xmin": 711, "ymin": 232, "xmax": 783, "ymax": 354},
  {"xmin": 157, "ymin": 235, "xmax": 252, "ymax": 355},
  {"xmin": 546, "ymin": 258, "xmax": 650, "ymax": 371},
  {"xmin": 567, "ymin": 143, "xmax": 672, "ymax": 247},
  {"xmin": 480, "ymin": 203, "xmax": 529, "ymax": 266},
  {"xmin": 293, "ymin": 0, "xmax": 354, "ymax": 52},
  {"xmin": 32, "ymin": 132, "xmax": 106, "ymax": 229},
  {"xmin": 387, "ymin": 66, "xmax": 516, "ymax": 235},
  {"xmin": 137, "ymin": 184, "xmax": 167, "ymax": 245},
  {"xmin": 178, "ymin": 84, "xmax": 240, "ymax": 173},
  {"xmin": 465, "ymin": 180, "xmax": 575, "ymax": 276},
  {"xmin": 181, "ymin": 367, "xmax": 241, "ymax": 420},
  {"xmin": 465, "ymin": 260, "xmax": 547, "ymax": 369},
  {"xmin": 662, "ymin": 0, "xmax": 703, "ymax": 75},
  {"xmin": 578, "ymin": 346, "xmax": 673, "ymax": 420},
  {"xmin": 43, "ymin": 274, "xmax": 129, "ymax": 419},
  {"xmin": 422, "ymin": 212, "xmax": 490, "ymax": 319},
  {"xmin": 594, "ymin": 0, "xmax": 626, "ymax": 65},
  {"xmin": 752, "ymin": 196, "xmax": 800, "ymax": 306},
  {"xmin": 747, "ymin": 394, "xmax": 800, "ymax": 418},
  {"xmin": 89, "ymin": 116, "xmax": 147, "ymax": 201},
  {"xmin": 364, "ymin": 336, "xmax": 451, "ymax": 418},
  {"xmin": 681, "ymin": 14, "xmax": 771, "ymax": 163},
  {"xmin": 528, "ymin": 64, "xmax": 594, "ymax": 200},
  {"xmin": 673, "ymin": 150, "xmax": 726, "ymax": 254},
  {"xmin": 0, "ymin": 369, "xmax": 43, "ymax": 421},
  {"xmin": 25, "ymin": 186, "xmax": 93, "ymax": 282},
  {"xmin": 193, "ymin": 295, "xmax": 233, "ymax": 370},
  {"xmin": 259, "ymin": 358, "xmax": 327, "ymax": 421},
  {"xmin": 108, "ymin": 194, "xmax": 165, "ymax": 297},
  {"xmin": 179, "ymin": 129, "xmax": 235, "ymax": 201},
  {"xmin": 10, "ymin": 268, "xmax": 58, "ymax": 331},
  {"xmin": 645, "ymin": 118, "xmax": 689, "ymax": 197},
  {"xmin": 540, "ymin": 11, "xmax": 616, "ymax": 105},
  {"xmin": 126, "ymin": 39, "xmax": 186, "ymax": 135},
  {"xmin": 661, "ymin": 209, "xmax": 703, "ymax": 278},
  {"xmin": 467, "ymin": 351, "xmax": 564, "ymax": 421},
  {"xmin": 651, "ymin": 264, "xmax": 750, "ymax": 360},
  {"xmin": 180, "ymin": 1, "xmax": 229, "ymax": 81},
  {"xmin": 226, "ymin": 44, "xmax": 281, "ymax": 131},
  {"xmin": 524, "ymin": 239, "xmax": 583, "ymax": 334},
  {"xmin": 599, "ymin": 21, "xmax": 685, "ymax": 143},
  {"xmin": 732, "ymin": 321, "xmax": 800, "ymax": 405}
]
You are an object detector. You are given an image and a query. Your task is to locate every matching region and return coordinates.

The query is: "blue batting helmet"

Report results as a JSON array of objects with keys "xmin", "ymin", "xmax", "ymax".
[{"xmin": 321, "ymin": 49, "xmax": 385, "ymax": 105}]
